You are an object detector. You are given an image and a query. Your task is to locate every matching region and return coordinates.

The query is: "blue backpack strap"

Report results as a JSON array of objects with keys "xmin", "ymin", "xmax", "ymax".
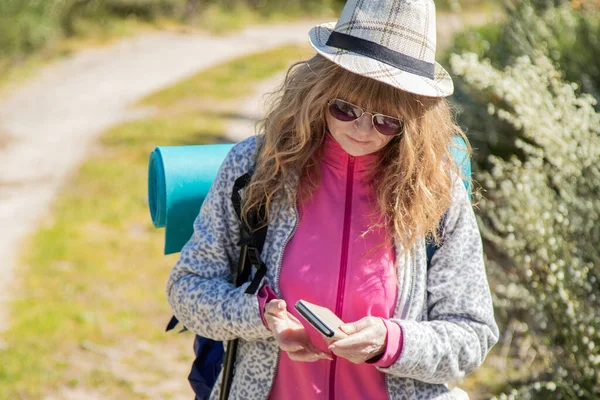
[{"xmin": 426, "ymin": 136, "xmax": 472, "ymax": 266}]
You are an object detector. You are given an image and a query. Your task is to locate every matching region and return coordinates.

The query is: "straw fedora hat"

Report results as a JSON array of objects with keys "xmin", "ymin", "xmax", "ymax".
[{"xmin": 308, "ymin": 0, "xmax": 453, "ymax": 98}]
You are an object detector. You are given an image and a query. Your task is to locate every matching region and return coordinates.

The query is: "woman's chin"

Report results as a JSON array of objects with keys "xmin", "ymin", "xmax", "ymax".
[{"xmin": 342, "ymin": 138, "xmax": 378, "ymax": 156}]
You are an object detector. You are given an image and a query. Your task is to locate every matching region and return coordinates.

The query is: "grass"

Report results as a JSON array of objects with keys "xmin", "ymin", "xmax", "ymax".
[
  {"xmin": 0, "ymin": 4, "xmax": 330, "ymax": 97},
  {"xmin": 183, "ymin": 3, "xmax": 336, "ymax": 34},
  {"xmin": 141, "ymin": 48, "xmax": 305, "ymax": 108},
  {"xmin": 0, "ymin": 44, "xmax": 314, "ymax": 399}
]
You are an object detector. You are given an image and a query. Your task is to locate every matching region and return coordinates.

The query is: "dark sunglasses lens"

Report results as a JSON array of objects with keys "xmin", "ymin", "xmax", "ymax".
[
  {"xmin": 329, "ymin": 100, "xmax": 361, "ymax": 122},
  {"xmin": 374, "ymin": 114, "xmax": 404, "ymax": 136}
]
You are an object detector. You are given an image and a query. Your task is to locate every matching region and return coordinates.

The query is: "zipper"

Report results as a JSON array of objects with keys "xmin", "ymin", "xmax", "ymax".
[
  {"xmin": 330, "ymin": 156, "xmax": 355, "ymax": 400},
  {"xmin": 265, "ymin": 198, "xmax": 299, "ymax": 400},
  {"xmin": 273, "ymin": 201, "xmax": 300, "ymax": 297}
]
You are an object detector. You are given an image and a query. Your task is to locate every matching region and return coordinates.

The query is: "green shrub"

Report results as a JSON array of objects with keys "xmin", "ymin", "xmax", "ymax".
[
  {"xmin": 451, "ymin": 49, "xmax": 600, "ymax": 400},
  {"xmin": 0, "ymin": 0, "xmax": 66, "ymax": 58},
  {"xmin": 448, "ymin": 0, "xmax": 600, "ymax": 102},
  {"xmin": 435, "ymin": 0, "xmax": 495, "ymax": 11},
  {"xmin": 0, "ymin": 0, "xmax": 180, "ymax": 60},
  {"xmin": 0, "ymin": 0, "xmax": 343, "ymax": 64}
]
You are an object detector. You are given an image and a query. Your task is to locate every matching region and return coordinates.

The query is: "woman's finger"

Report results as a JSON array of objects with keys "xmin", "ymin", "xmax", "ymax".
[
  {"xmin": 286, "ymin": 311, "xmax": 303, "ymax": 325},
  {"xmin": 278, "ymin": 339, "xmax": 305, "ymax": 353},
  {"xmin": 287, "ymin": 348, "xmax": 333, "ymax": 362},
  {"xmin": 264, "ymin": 313, "xmax": 279, "ymax": 332}
]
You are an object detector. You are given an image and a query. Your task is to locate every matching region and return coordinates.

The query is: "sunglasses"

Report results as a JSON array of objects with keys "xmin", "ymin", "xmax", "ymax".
[{"xmin": 327, "ymin": 98, "xmax": 404, "ymax": 136}]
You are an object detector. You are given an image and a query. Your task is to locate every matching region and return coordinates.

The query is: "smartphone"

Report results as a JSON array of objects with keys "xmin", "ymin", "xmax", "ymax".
[{"xmin": 294, "ymin": 300, "xmax": 347, "ymax": 339}]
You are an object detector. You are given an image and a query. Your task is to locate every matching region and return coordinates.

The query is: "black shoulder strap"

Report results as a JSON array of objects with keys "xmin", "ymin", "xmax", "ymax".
[
  {"xmin": 231, "ymin": 172, "xmax": 268, "ymax": 294},
  {"xmin": 220, "ymin": 172, "xmax": 267, "ymax": 400}
]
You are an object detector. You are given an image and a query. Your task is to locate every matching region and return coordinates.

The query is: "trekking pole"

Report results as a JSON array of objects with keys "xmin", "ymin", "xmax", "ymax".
[
  {"xmin": 219, "ymin": 244, "xmax": 249, "ymax": 400},
  {"xmin": 220, "ymin": 339, "xmax": 238, "ymax": 400}
]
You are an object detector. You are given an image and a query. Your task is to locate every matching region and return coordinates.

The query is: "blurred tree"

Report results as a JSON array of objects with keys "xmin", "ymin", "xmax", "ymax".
[
  {"xmin": 182, "ymin": 0, "xmax": 202, "ymax": 20},
  {"xmin": 62, "ymin": 0, "xmax": 94, "ymax": 36}
]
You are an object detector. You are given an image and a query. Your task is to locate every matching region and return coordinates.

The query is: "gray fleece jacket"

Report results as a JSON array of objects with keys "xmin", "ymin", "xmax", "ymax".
[{"xmin": 166, "ymin": 136, "xmax": 499, "ymax": 400}]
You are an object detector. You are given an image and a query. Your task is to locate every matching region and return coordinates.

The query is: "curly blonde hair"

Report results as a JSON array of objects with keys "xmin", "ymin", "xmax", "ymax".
[{"xmin": 242, "ymin": 54, "xmax": 470, "ymax": 254}]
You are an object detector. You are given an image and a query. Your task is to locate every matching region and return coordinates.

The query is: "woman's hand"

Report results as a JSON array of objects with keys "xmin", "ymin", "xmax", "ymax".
[
  {"xmin": 264, "ymin": 299, "xmax": 332, "ymax": 362},
  {"xmin": 327, "ymin": 316, "xmax": 387, "ymax": 364}
]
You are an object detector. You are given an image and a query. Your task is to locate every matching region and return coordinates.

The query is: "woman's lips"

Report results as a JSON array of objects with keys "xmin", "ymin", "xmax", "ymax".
[{"xmin": 347, "ymin": 135, "xmax": 371, "ymax": 146}]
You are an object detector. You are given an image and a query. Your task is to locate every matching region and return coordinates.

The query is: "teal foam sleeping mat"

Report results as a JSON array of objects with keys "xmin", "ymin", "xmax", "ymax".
[
  {"xmin": 148, "ymin": 137, "xmax": 471, "ymax": 255},
  {"xmin": 148, "ymin": 144, "xmax": 234, "ymax": 255}
]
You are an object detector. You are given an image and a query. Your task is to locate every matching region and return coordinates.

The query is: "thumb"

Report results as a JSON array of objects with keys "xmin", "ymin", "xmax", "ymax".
[
  {"xmin": 272, "ymin": 299, "xmax": 287, "ymax": 313},
  {"xmin": 266, "ymin": 299, "xmax": 287, "ymax": 316},
  {"xmin": 276, "ymin": 300, "xmax": 287, "ymax": 311},
  {"xmin": 339, "ymin": 320, "xmax": 363, "ymax": 335}
]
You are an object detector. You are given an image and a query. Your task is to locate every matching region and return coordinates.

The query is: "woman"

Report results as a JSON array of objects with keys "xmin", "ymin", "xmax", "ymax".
[{"xmin": 166, "ymin": 0, "xmax": 499, "ymax": 399}]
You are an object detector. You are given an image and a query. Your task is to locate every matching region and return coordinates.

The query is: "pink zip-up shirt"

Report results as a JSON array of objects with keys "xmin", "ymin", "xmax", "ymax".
[{"xmin": 259, "ymin": 133, "xmax": 403, "ymax": 400}]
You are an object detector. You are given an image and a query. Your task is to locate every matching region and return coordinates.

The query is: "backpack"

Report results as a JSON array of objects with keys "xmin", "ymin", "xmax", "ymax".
[
  {"xmin": 166, "ymin": 172, "xmax": 268, "ymax": 400},
  {"xmin": 159, "ymin": 136, "xmax": 472, "ymax": 400}
]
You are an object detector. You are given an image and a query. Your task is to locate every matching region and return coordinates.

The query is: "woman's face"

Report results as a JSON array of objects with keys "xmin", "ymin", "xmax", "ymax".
[{"xmin": 325, "ymin": 102, "xmax": 395, "ymax": 157}]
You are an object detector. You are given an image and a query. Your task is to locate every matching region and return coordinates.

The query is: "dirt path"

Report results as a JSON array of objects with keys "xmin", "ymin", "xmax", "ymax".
[{"xmin": 0, "ymin": 20, "xmax": 319, "ymax": 333}]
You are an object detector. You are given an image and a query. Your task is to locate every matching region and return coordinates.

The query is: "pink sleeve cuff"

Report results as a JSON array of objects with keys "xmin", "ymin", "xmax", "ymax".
[
  {"xmin": 366, "ymin": 319, "xmax": 403, "ymax": 368},
  {"xmin": 257, "ymin": 285, "xmax": 279, "ymax": 329}
]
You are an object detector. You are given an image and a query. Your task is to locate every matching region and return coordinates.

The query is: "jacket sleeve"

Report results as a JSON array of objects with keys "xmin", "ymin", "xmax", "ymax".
[
  {"xmin": 379, "ymin": 178, "xmax": 499, "ymax": 383},
  {"xmin": 165, "ymin": 138, "xmax": 272, "ymax": 342}
]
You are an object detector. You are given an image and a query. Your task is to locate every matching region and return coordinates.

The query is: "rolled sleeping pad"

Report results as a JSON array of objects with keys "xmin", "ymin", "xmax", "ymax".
[
  {"xmin": 148, "ymin": 137, "xmax": 472, "ymax": 255},
  {"xmin": 148, "ymin": 144, "xmax": 234, "ymax": 255}
]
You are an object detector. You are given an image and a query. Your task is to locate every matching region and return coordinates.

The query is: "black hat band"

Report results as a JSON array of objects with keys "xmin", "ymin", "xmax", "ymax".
[{"xmin": 326, "ymin": 31, "xmax": 435, "ymax": 80}]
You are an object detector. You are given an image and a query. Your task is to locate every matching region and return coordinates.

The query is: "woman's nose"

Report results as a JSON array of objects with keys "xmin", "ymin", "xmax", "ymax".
[{"xmin": 354, "ymin": 112, "xmax": 374, "ymax": 133}]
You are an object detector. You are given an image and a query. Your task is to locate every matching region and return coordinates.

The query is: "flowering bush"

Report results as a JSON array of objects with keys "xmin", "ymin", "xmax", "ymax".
[
  {"xmin": 450, "ymin": 50, "xmax": 600, "ymax": 399},
  {"xmin": 448, "ymin": 0, "xmax": 600, "ymax": 102}
]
